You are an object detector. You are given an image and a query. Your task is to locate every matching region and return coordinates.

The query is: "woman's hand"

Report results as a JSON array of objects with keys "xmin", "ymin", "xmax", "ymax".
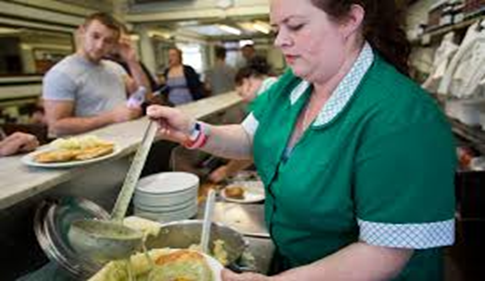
[
  {"xmin": 0, "ymin": 132, "xmax": 39, "ymax": 157},
  {"xmin": 222, "ymin": 269, "xmax": 272, "ymax": 281},
  {"xmin": 146, "ymin": 105, "xmax": 195, "ymax": 143}
]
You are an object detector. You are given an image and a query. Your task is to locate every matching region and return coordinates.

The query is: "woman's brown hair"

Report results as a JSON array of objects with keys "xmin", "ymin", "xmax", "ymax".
[{"xmin": 311, "ymin": 0, "xmax": 410, "ymax": 75}]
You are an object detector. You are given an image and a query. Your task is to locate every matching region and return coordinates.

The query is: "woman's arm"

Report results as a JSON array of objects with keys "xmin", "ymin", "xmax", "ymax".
[
  {"xmin": 223, "ymin": 242, "xmax": 412, "ymax": 281},
  {"xmin": 146, "ymin": 105, "xmax": 253, "ymax": 160},
  {"xmin": 201, "ymin": 124, "xmax": 253, "ymax": 160}
]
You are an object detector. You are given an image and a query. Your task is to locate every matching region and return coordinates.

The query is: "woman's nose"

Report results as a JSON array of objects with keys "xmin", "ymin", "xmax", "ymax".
[{"xmin": 274, "ymin": 29, "xmax": 291, "ymax": 48}]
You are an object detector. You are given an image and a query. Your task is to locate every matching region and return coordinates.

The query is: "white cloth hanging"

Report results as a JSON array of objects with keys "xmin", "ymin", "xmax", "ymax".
[
  {"xmin": 438, "ymin": 21, "xmax": 485, "ymax": 98},
  {"xmin": 422, "ymin": 32, "xmax": 458, "ymax": 93}
]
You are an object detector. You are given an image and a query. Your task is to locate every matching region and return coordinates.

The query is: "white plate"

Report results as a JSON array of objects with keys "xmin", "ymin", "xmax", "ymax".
[
  {"xmin": 21, "ymin": 145, "xmax": 120, "ymax": 168},
  {"xmin": 137, "ymin": 172, "xmax": 200, "ymax": 194},
  {"xmin": 221, "ymin": 181, "xmax": 265, "ymax": 204}
]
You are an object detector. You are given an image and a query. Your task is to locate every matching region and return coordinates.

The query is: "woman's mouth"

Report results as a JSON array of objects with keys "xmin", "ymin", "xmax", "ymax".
[{"xmin": 285, "ymin": 55, "xmax": 297, "ymax": 64}]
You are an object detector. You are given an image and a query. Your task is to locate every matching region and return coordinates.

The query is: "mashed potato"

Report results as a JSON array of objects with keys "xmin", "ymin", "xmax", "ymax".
[{"xmin": 50, "ymin": 135, "xmax": 113, "ymax": 150}]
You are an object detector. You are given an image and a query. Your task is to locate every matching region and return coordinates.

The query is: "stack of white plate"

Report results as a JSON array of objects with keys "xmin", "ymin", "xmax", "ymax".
[{"xmin": 134, "ymin": 172, "xmax": 199, "ymax": 223}]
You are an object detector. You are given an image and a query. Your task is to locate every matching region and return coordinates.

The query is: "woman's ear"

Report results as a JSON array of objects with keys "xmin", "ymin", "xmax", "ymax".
[{"xmin": 340, "ymin": 4, "xmax": 365, "ymax": 39}]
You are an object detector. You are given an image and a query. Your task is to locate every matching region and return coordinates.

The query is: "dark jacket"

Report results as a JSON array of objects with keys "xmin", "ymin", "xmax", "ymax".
[{"xmin": 163, "ymin": 65, "xmax": 204, "ymax": 100}]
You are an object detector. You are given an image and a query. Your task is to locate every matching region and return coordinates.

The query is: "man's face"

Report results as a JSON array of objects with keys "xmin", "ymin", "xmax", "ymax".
[
  {"xmin": 80, "ymin": 20, "xmax": 119, "ymax": 62},
  {"xmin": 241, "ymin": 46, "xmax": 255, "ymax": 60}
]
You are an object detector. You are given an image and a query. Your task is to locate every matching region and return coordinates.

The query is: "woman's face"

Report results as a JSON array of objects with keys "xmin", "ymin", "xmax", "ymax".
[
  {"xmin": 168, "ymin": 49, "xmax": 181, "ymax": 67},
  {"xmin": 270, "ymin": 0, "xmax": 348, "ymax": 83}
]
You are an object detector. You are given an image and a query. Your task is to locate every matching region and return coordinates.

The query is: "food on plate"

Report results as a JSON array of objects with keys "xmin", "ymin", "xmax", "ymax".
[
  {"xmin": 188, "ymin": 239, "xmax": 228, "ymax": 266},
  {"xmin": 151, "ymin": 250, "xmax": 214, "ymax": 281},
  {"xmin": 33, "ymin": 135, "xmax": 114, "ymax": 163},
  {"xmin": 224, "ymin": 186, "xmax": 245, "ymax": 199},
  {"xmin": 88, "ymin": 249, "xmax": 216, "ymax": 281},
  {"xmin": 50, "ymin": 135, "xmax": 113, "ymax": 150},
  {"xmin": 74, "ymin": 144, "xmax": 114, "ymax": 161},
  {"xmin": 34, "ymin": 149, "xmax": 80, "ymax": 163}
]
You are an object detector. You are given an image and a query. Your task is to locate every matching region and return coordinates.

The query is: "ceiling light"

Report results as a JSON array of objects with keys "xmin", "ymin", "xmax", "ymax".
[
  {"xmin": 129, "ymin": 34, "xmax": 140, "ymax": 41},
  {"xmin": 147, "ymin": 31, "xmax": 171, "ymax": 39},
  {"xmin": 252, "ymin": 21, "xmax": 271, "ymax": 34},
  {"xmin": 218, "ymin": 24, "xmax": 242, "ymax": 35}
]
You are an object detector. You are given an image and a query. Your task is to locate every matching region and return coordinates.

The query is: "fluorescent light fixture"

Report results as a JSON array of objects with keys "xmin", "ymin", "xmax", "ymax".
[
  {"xmin": 252, "ymin": 21, "xmax": 271, "ymax": 34},
  {"xmin": 218, "ymin": 24, "xmax": 242, "ymax": 35},
  {"xmin": 129, "ymin": 34, "xmax": 140, "ymax": 41},
  {"xmin": 148, "ymin": 30, "xmax": 171, "ymax": 39}
]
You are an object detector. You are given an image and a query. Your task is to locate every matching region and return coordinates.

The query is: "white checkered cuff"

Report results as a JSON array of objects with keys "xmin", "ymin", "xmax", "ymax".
[
  {"xmin": 241, "ymin": 113, "xmax": 259, "ymax": 136},
  {"xmin": 358, "ymin": 219, "xmax": 455, "ymax": 249}
]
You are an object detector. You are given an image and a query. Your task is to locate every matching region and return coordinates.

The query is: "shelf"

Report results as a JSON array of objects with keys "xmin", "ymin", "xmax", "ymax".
[{"xmin": 419, "ymin": 11, "xmax": 485, "ymax": 42}]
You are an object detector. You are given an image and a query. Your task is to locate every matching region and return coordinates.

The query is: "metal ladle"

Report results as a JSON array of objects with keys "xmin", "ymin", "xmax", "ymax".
[
  {"xmin": 68, "ymin": 120, "xmax": 158, "ymax": 262},
  {"xmin": 200, "ymin": 189, "xmax": 216, "ymax": 254}
]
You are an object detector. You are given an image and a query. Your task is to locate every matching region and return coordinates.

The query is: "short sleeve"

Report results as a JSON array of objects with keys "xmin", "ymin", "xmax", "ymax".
[
  {"xmin": 42, "ymin": 70, "xmax": 77, "ymax": 101},
  {"xmin": 241, "ymin": 79, "xmax": 275, "ymax": 136},
  {"xmin": 249, "ymin": 78, "xmax": 278, "ymax": 120},
  {"xmin": 106, "ymin": 61, "xmax": 128, "ymax": 77},
  {"xmin": 355, "ymin": 121, "xmax": 456, "ymax": 249}
]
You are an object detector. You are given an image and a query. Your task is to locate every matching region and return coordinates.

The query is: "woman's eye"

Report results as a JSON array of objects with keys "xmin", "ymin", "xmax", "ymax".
[{"xmin": 288, "ymin": 24, "xmax": 304, "ymax": 31}]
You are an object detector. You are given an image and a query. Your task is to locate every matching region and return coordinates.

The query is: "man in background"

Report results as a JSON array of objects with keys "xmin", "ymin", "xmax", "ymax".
[
  {"xmin": 240, "ymin": 44, "xmax": 256, "ymax": 66},
  {"xmin": 43, "ymin": 12, "xmax": 150, "ymax": 137},
  {"xmin": 205, "ymin": 46, "xmax": 236, "ymax": 95}
]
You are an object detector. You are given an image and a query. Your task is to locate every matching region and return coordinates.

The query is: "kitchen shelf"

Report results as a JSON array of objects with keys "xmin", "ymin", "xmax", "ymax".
[{"xmin": 420, "ymin": 10, "xmax": 485, "ymax": 42}]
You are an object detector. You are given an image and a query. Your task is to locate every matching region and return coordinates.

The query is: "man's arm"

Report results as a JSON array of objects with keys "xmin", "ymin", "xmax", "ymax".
[
  {"xmin": 0, "ymin": 132, "xmax": 39, "ymax": 157},
  {"xmin": 44, "ymin": 100, "xmax": 140, "ymax": 136}
]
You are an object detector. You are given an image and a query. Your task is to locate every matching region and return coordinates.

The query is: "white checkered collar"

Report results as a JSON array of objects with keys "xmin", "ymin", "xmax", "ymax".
[{"xmin": 289, "ymin": 43, "xmax": 375, "ymax": 127}]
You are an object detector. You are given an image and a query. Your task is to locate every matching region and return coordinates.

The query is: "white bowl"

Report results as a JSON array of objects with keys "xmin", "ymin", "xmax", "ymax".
[
  {"xmin": 134, "ymin": 185, "xmax": 198, "ymax": 207},
  {"xmin": 134, "ymin": 204, "xmax": 198, "ymax": 223},
  {"xmin": 134, "ymin": 196, "xmax": 197, "ymax": 212},
  {"xmin": 136, "ymin": 172, "xmax": 199, "ymax": 194}
]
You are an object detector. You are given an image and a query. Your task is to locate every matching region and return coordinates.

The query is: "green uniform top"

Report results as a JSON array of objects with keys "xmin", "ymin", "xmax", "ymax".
[{"xmin": 241, "ymin": 44, "xmax": 456, "ymax": 280}]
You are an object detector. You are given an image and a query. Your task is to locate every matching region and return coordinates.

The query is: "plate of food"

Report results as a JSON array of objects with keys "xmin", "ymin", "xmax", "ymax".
[
  {"xmin": 88, "ymin": 248, "xmax": 223, "ymax": 281},
  {"xmin": 221, "ymin": 181, "xmax": 265, "ymax": 204},
  {"xmin": 21, "ymin": 135, "xmax": 119, "ymax": 168}
]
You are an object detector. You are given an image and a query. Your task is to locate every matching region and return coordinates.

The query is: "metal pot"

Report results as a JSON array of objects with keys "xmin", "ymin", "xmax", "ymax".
[{"xmin": 144, "ymin": 219, "xmax": 248, "ymax": 266}]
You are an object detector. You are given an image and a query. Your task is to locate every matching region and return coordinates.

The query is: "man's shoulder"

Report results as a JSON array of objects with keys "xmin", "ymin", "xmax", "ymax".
[{"xmin": 45, "ymin": 54, "xmax": 87, "ymax": 78}]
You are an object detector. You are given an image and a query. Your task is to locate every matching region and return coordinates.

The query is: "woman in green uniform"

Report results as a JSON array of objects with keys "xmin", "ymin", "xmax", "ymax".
[{"xmin": 147, "ymin": 0, "xmax": 456, "ymax": 280}]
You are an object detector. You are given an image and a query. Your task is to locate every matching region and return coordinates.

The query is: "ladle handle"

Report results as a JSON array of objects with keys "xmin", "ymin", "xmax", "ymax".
[
  {"xmin": 111, "ymin": 120, "xmax": 158, "ymax": 221},
  {"xmin": 201, "ymin": 189, "xmax": 216, "ymax": 254}
]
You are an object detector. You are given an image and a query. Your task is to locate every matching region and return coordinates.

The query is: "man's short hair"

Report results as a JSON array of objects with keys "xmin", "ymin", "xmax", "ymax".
[
  {"xmin": 241, "ymin": 44, "xmax": 255, "ymax": 51},
  {"xmin": 83, "ymin": 12, "xmax": 122, "ymax": 37}
]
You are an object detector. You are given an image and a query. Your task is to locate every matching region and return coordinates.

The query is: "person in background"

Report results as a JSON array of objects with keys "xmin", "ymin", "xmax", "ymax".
[
  {"xmin": 240, "ymin": 44, "xmax": 257, "ymax": 66},
  {"xmin": 208, "ymin": 58, "xmax": 278, "ymax": 183},
  {"xmin": 43, "ymin": 12, "xmax": 147, "ymax": 137},
  {"xmin": 147, "ymin": 0, "xmax": 456, "ymax": 280},
  {"xmin": 106, "ymin": 25, "xmax": 158, "ymax": 93},
  {"xmin": 0, "ymin": 128, "xmax": 39, "ymax": 157},
  {"xmin": 204, "ymin": 46, "xmax": 236, "ymax": 96},
  {"xmin": 162, "ymin": 47, "xmax": 204, "ymax": 105}
]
